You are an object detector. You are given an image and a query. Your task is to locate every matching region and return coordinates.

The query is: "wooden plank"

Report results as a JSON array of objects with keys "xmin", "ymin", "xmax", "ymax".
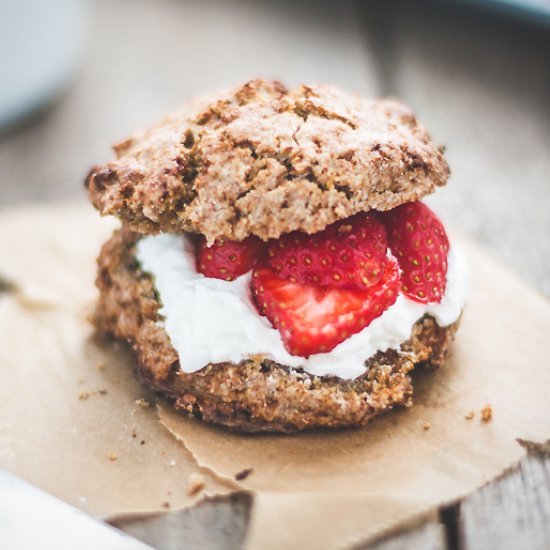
[
  {"xmin": 110, "ymin": 492, "xmax": 253, "ymax": 550},
  {"xmin": 457, "ymin": 451, "xmax": 550, "ymax": 550},
  {"xmin": 356, "ymin": 518, "xmax": 447, "ymax": 550}
]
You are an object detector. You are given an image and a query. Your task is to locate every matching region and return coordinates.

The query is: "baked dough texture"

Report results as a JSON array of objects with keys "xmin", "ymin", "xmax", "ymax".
[
  {"xmin": 94, "ymin": 228, "xmax": 459, "ymax": 433},
  {"xmin": 86, "ymin": 79, "xmax": 449, "ymax": 243}
]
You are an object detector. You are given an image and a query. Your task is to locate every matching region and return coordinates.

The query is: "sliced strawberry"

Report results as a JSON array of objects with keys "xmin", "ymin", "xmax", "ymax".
[
  {"xmin": 196, "ymin": 235, "xmax": 263, "ymax": 281},
  {"xmin": 251, "ymin": 258, "xmax": 400, "ymax": 357},
  {"xmin": 266, "ymin": 212, "xmax": 388, "ymax": 291},
  {"xmin": 381, "ymin": 202, "xmax": 449, "ymax": 304}
]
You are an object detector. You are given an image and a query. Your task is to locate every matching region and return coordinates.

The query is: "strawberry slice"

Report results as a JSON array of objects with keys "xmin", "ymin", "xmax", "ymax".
[
  {"xmin": 196, "ymin": 235, "xmax": 262, "ymax": 281},
  {"xmin": 266, "ymin": 212, "xmax": 388, "ymax": 291},
  {"xmin": 251, "ymin": 258, "xmax": 400, "ymax": 357},
  {"xmin": 381, "ymin": 202, "xmax": 449, "ymax": 304}
]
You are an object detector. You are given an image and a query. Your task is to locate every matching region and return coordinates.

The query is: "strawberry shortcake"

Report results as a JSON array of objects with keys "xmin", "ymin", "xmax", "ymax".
[{"xmin": 87, "ymin": 80, "xmax": 466, "ymax": 432}]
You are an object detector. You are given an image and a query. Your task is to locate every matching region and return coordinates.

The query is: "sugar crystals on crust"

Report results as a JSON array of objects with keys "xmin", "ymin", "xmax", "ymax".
[{"xmin": 86, "ymin": 79, "xmax": 449, "ymax": 243}]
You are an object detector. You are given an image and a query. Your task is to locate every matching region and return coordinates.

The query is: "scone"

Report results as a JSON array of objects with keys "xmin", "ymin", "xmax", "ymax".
[{"xmin": 86, "ymin": 79, "xmax": 467, "ymax": 433}]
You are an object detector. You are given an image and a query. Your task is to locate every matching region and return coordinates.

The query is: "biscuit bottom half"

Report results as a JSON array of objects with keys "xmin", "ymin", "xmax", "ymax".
[{"xmin": 94, "ymin": 227, "xmax": 460, "ymax": 433}]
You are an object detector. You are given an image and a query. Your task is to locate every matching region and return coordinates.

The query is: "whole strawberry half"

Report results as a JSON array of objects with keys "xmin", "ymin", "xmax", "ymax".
[
  {"xmin": 196, "ymin": 235, "xmax": 263, "ymax": 281},
  {"xmin": 381, "ymin": 202, "xmax": 449, "ymax": 304},
  {"xmin": 266, "ymin": 212, "xmax": 388, "ymax": 291},
  {"xmin": 251, "ymin": 258, "xmax": 401, "ymax": 357}
]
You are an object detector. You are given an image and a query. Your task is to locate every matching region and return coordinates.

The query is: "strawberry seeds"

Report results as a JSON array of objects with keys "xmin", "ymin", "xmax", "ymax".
[
  {"xmin": 266, "ymin": 213, "xmax": 388, "ymax": 291},
  {"xmin": 382, "ymin": 202, "xmax": 450, "ymax": 303},
  {"xmin": 195, "ymin": 202, "xmax": 450, "ymax": 357}
]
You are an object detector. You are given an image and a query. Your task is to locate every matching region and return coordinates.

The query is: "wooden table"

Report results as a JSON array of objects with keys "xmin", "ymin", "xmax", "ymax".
[{"xmin": 1, "ymin": 0, "xmax": 549, "ymax": 547}]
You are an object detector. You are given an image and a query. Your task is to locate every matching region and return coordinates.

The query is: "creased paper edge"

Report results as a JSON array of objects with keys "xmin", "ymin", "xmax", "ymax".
[
  {"xmin": 340, "ymin": 438, "xmax": 538, "ymax": 550},
  {"xmin": 105, "ymin": 490, "xmax": 254, "ymax": 529},
  {"xmin": 156, "ymin": 402, "xmax": 245, "ymax": 491}
]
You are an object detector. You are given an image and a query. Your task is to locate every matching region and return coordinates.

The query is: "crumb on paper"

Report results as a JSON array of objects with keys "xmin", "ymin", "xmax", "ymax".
[
  {"xmin": 108, "ymin": 452, "xmax": 118, "ymax": 462},
  {"xmin": 235, "ymin": 468, "xmax": 253, "ymax": 481},
  {"xmin": 135, "ymin": 398, "xmax": 151, "ymax": 408},
  {"xmin": 131, "ymin": 430, "xmax": 137, "ymax": 438},
  {"xmin": 96, "ymin": 362, "xmax": 106, "ymax": 370},
  {"xmin": 465, "ymin": 411, "xmax": 475, "ymax": 420},
  {"xmin": 187, "ymin": 473, "xmax": 205, "ymax": 496},
  {"xmin": 79, "ymin": 390, "xmax": 106, "ymax": 400},
  {"xmin": 423, "ymin": 422, "xmax": 431, "ymax": 431},
  {"xmin": 140, "ymin": 440, "xmax": 146, "ymax": 445},
  {"xmin": 169, "ymin": 460, "xmax": 177, "ymax": 467},
  {"xmin": 481, "ymin": 404, "xmax": 493, "ymax": 422},
  {"xmin": 162, "ymin": 501, "xmax": 170, "ymax": 509}
]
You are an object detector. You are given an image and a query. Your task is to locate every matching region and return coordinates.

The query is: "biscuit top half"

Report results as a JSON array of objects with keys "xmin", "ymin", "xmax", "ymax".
[{"xmin": 86, "ymin": 79, "xmax": 449, "ymax": 243}]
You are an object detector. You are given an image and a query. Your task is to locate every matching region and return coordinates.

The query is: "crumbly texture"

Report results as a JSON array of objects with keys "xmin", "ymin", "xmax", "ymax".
[
  {"xmin": 481, "ymin": 404, "xmax": 493, "ymax": 422},
  {"xmin": 86, "ymin": 80, "xmax": 449, "ymax": 243},
  {"xmin": 93, "ymin": 228, "xmax": 459, "ymax": 433}
]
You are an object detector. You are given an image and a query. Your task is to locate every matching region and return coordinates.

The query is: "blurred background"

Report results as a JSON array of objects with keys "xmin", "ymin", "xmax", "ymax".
[{"xmin": 1, "ymin": 0, "xmax": 549, "ymax": 293}]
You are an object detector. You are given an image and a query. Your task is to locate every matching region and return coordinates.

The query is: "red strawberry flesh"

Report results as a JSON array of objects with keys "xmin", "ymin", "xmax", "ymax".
[
  {"xmin": 251, "ymin": 258, "xmax": 401, "ymax": 357},
  {"xmin": 266, "ymin": 212, "xmax": 388, "ymax": 290},
  {"xmin": 381, "ymin": 202, "xmax": 449, "ymax": 304},
  {"xmin": 196, "ymin": 235, "xmax": 262, "ymax": 281}
]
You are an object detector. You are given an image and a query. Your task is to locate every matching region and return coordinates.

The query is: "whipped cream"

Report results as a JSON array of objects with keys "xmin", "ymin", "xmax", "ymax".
[{"xmin": 136, "ymin": 235, "xmax": 468, "ymax": 380}]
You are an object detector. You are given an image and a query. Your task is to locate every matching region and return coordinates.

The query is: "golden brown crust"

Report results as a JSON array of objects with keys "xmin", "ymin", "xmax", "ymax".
[
  {"xmin": 94, "ymin": 228, "xmax": 459, "ymax": 433},
  {"xmin": 86, "ymin": 80, "xmax": 449, "ymax": 244}
]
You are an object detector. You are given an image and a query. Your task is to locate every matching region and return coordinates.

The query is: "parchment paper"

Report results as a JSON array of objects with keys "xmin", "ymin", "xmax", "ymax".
[
  {"xmin": 158, "ymin": 228, "xmax": 550, "ymax": 548},
  {"xmin": 0, "ymin": 203, "xmax": 231, "ymax": 517},
  {"xmin": 1, "ymin": 202, "xmax": 550, "ymax": 548}
]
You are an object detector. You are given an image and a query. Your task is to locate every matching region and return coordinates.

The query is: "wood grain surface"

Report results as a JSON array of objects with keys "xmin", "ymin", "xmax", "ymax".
[{"xmin": 1, "ymin": 0, "xmax": 549, "ymax": 548}]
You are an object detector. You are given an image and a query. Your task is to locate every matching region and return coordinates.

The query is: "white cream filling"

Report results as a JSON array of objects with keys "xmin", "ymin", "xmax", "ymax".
[{"xmin": 136, "ymin": 235, "xmax": 468, "ymax": 380}]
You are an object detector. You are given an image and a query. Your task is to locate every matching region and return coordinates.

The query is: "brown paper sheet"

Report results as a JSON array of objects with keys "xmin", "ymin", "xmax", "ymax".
[
  {"xmin": 157, "ymin": 237, "xmax": 550, "ymax": 549},
  {"xmin": 0, "ymin": 203, "xmax": 230, "ymax": 517},
  {"xmin": 2, "ymin": 202, "xmax": 550, "ymax": 548}
]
